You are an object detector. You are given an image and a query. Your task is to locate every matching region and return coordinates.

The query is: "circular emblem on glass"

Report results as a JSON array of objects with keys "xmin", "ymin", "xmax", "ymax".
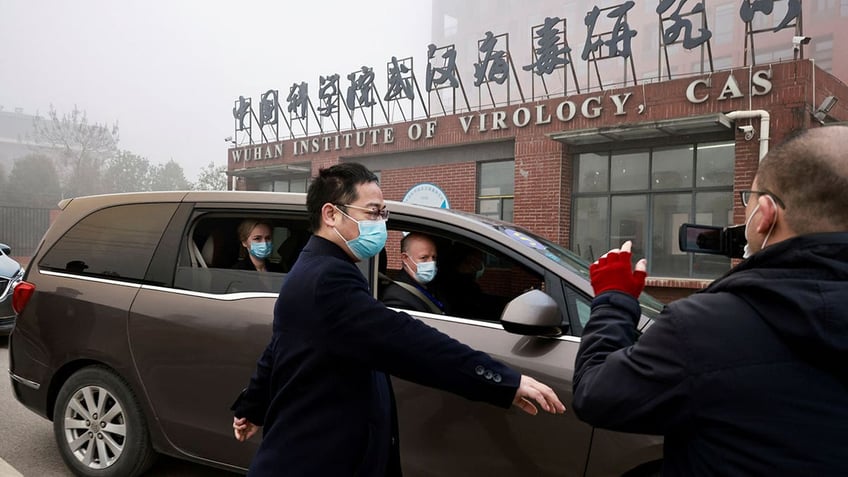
[{"xmin": 402, "ymin": 182, "xmax": 450, "ymax": 209}]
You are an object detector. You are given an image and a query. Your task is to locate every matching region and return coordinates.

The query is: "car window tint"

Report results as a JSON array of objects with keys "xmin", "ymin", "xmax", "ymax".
[
  {"xmin": 380, "ymin": 229, "xmax": 544, "ymax": 322},
  {"xmin": 39, "ymin": 203, "xmax": 177, "ymax": 282},
  {"xmin": 175, "ymin": 267, "xmax": 286, "ymax": 294},
  {"xmin": 173, "ymin": 215, "xmax": 309, "ymax": 295}
]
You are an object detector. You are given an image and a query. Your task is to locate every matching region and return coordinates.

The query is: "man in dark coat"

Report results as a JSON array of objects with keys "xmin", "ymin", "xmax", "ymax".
[
  {"xmin": 573, "ymin": 125, "xmax": 848, "ymax": 476},
  {"xmin": 232, "ymin": 163, "xmax": 564, "ymax": 477},
  {"xmin": 382, "ymin": 232, "xmax": 446, "ymax": 314}
]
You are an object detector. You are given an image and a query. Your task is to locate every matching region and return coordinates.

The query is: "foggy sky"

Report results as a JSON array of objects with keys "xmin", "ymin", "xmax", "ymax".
[{"xmin": 0, "ymin": 0, "xmax": 433, "ymax": 181}]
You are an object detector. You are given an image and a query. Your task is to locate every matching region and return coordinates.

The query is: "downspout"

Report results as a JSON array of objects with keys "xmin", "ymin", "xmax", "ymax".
[{"xmin": 725, "ymin": 110, "xmax": 770, "ymax": 161}]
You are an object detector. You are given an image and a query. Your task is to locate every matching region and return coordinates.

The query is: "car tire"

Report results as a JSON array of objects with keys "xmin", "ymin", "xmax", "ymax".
[{"xmin": 53, "ymin": 366, "xmax": 157, "ymax": 477}]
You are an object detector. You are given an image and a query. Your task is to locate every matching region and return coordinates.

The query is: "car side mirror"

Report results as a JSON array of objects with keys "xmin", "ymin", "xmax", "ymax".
[
  {"xmin": 500, "ymin": 289, "xmax": 564, "ymax": 337},
  {"xmin": 0, "ymin": 243, "xmax": 11, "ymax": 255}
]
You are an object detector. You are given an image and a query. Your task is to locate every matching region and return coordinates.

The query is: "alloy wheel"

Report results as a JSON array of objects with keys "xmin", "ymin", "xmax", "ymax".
[{"xmin": 61, "ymin": 385, "xmax": 126, "ymax": 470}]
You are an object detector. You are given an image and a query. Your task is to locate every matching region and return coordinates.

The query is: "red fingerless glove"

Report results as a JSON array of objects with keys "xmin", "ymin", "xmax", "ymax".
[{"xmin": 589, "ymin": 251, "xmax": 646, "ymax": 298}]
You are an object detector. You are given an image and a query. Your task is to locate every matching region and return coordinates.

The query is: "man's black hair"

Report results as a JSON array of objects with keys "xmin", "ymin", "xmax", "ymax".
[{"xmin": 306, "ymin": 162, "xmax": 379, "ymax": 232}]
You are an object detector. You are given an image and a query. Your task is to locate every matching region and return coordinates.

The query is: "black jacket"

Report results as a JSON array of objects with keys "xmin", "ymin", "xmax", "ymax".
[
  {"xmin": 233, "ymin": 236, "xmax": 519, "ymax": 477},
  {"xmin": 573, "ymin": 233, "xmax": 848, "ymax": 476},
  {"xmin": 381, "ymin": 271, "xmax": 445, "ymax": 313}
]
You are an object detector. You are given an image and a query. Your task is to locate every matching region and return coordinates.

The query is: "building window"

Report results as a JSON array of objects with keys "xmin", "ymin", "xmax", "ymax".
[
  {"xmin": 478, "ymin": 160, "xmax": 514, "ymax": 221},
  {"xmin": 572, "ymin": 141, "xmax": 734, "ymax": 278},
  {"xmin": 258, "ymin": 177, "xmax": 308, "ymax": 193}
]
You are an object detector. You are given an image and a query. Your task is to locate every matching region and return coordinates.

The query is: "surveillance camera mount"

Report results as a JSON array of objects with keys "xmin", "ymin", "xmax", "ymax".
[
  {"xmin": 738, "ymin": 125, "xmax": 756, "ymax": 141},
  {"xmin": 792, "ymin": 36, "xmax": 811, "ymax": 46}
]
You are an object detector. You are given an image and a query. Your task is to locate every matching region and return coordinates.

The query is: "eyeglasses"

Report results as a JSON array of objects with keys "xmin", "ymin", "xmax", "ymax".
[
  {"xmin": 739, "ymin": 190, "xmax": 785, "ymax": 209},
  {"xmin": 335, "ymin": 203, "xmax": 390, "ymax": 221}
]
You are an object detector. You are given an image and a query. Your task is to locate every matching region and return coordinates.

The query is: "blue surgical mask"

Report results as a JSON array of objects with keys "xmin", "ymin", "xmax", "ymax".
[
  {"xmin": 250, "ymin": 241, "xmax": 273, "ymax": 259},
  {"xmin": 409, "ymin": 259, "xmax": 437, "ymax": 284},
  {"xmin": 334, "ymin": 207, "xmax": 388, "ymax": 260}
]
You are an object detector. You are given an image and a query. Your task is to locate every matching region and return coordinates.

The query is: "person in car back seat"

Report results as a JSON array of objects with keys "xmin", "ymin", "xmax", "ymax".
[
  {"xmin": 382, "ymin": 232, "xmax": 446, "ymax": 314},
  {"xmin": 232, "ymin": 219, "xmax": 282, "ymax": 273}
]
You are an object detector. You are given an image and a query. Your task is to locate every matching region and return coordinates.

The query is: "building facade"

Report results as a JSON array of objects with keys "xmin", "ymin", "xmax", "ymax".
[{"xmin": 227, "ymin": 2, "xmax": 848, "ymax": 301}]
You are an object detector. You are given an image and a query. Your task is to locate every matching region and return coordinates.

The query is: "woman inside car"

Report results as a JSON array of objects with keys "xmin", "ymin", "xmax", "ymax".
[{"xmin": 233, "ymin": 219, "xmax": 283, "ymax": 273}]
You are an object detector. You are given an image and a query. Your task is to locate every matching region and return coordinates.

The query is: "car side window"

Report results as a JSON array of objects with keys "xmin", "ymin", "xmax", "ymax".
[
  {"xmin": 379, "ymin": 229, "xmax": 545, "ymax": 322},
  {"xmin": 173, "ymin": 215, "xmax": 309, "ymax": 294},
  {"xmin": 39, "ymin": 203, "xmax": 178, "ymax": 282}
]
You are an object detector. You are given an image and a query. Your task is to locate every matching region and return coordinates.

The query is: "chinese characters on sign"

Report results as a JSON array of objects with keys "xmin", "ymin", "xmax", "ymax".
[
  {"xmin": 524, "ymin": 17, "xmax": 571, "ymax": 76},
  {"xmin": 231, "ymin": 1, "xmax": 800, "ymax": 145},
  {"xmin": 657, "ymin": 0, "xmax": 712, "ymax": 49},
  {"xmin": 474, "ymin": 31, "xmax": 510, "ymax": 87},
  {"xmin": 259, "ymin": 90, "xmax": 278, "ymax": 127},
  {"xmin": 228, "ymin": 65, "xmax": 773, "ymax": 164},
  {"xmin": 740, "ymin": 0, "xmax": 803, "ymax": 65}
]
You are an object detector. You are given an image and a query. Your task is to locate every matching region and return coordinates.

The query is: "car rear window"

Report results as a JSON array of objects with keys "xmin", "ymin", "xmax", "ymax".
[{"xmin": 39, "ymin": 203, "xmax": 178, "ymax": 282}]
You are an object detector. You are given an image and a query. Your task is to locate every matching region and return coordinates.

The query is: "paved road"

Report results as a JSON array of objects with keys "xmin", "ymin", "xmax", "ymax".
[{"xmin": 0, "ymin": 336, "xmax": 241, "ymax": 476}]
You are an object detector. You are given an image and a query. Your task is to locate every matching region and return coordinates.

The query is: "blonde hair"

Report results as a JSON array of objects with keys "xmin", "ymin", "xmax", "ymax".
[{"xmin": 237, "ymin": 219, "xmax": 272, "ymax": 259}]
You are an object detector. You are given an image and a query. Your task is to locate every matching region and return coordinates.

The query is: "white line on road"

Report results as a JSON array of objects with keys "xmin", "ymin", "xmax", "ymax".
[{"xmin": 0, "ymin": 457, "xmax": 23, "ymax": 477}]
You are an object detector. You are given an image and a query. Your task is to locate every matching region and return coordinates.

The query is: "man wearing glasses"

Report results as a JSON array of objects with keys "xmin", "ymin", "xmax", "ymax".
[
  {"xmin": 232, "ymin": 162, "xmax": 565, "ymax": 476},
  {"xmin": 573, "ymin": 126, "xmax": 848, "ymax": 475}
]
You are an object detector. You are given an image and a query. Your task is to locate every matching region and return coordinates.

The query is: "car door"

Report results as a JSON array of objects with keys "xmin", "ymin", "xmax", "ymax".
[
  {"xmin": 377, "ymin": 217, "xmax": 595, "ymax": 476},
  {"xmin": 128, "ymin": 204, "xmax": 309, "ymax": 468}
]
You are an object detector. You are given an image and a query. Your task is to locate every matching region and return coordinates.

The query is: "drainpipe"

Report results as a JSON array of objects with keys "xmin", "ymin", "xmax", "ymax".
[{"xmin": 725, "ymin": 110, "xmax": 770, "ymax": 161}]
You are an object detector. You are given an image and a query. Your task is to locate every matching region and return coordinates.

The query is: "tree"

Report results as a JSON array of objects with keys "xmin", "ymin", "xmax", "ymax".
[
  {"xmin": 30, "ymin": 105, "xmax": 119, "ymax": 198},
  {"xmin": 5, "ymin": 154, "xmax": 62, "ymax": 207},
  {"xmin": 102, "ymin": 151, "xmax": 152, "ymax": 193},
  {"xmin": 193, "ymin": 161, "xmax": 228, "ymax": 191},
  {"xmin": 149, "ymin": 159, "xmax": 190, "ymax": 191}
]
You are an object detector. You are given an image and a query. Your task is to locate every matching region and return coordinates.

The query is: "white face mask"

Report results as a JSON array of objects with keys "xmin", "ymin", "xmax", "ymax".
[{"xmin": 743, "ymin": 195, "xmax": 777, "ymax": 259}]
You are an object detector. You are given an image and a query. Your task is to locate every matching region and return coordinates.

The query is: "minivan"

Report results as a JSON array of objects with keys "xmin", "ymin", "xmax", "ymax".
[{"xmin": 10, "ymin": 191, "xmax": 663, "ymax": 476}]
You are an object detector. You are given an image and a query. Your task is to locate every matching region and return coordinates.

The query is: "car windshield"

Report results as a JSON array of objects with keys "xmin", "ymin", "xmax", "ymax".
[{"xmin": 449, "ymin": 209, "xmax": 665, "ymax": 319}]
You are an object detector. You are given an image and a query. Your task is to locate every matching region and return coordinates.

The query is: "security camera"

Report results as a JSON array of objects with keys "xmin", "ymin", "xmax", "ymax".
[
  {"xmin": 224, "ymin": 136, "xmax": 234, "ymax": 143},
  {"xmin": 792, "ymin": 36, "xmax": 811, "ymax": 47},
  {"xmin": 738, "ymin": 125, "xmax": 755, "ymax": 140}
]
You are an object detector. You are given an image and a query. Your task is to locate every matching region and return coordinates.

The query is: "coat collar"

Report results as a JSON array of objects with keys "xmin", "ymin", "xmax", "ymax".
[{"xmin": 301, "ymin": 234, "xmax": 356, "ymax": 264}]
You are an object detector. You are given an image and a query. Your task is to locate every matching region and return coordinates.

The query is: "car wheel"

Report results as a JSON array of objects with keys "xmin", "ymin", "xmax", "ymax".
[{"xmin": 53, "ymin": 366, "xmax": 157, "ymax": 477}]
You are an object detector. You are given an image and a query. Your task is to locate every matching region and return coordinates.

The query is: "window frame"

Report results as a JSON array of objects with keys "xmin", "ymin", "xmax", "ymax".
[
  {"xmin": 168, "ymin": 207, "xmax": 311, "ymax": 295},
  {"xmin": 375, "ymin": 212, "xmax": 583, "ymax": 335},
  {"xmin": 477, "ymin": 159, "xmax": 515, "ymax": 222},
  {"xmin": 571, "ymin": 140, "xmax": 735, "ymax": 278},
  {"xmin": 38, "ymin": 202, "xmax": 179, "ymax": 284}
]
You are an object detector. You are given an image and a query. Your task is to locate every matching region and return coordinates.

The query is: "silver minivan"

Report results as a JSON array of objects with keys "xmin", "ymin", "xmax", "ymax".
[{"xmin": 10, "ymin": 191, "xmax": 664, "ymax": 476}]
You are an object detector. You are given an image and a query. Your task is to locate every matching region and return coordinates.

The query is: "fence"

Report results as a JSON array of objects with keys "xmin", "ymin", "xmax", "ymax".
[{"xmin": 0, "ymin": 206, "xmax": 52, "ymax": 260}]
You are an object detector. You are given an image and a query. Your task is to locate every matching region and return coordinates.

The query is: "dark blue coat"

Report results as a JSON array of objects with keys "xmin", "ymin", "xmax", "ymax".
[
  {"xmin": 573, "ymin": 233, "xmax": 848, "ymax": 476},
  {"xmin": 233, "ymin": 236, "xmax": 519, "ymax": 476}
]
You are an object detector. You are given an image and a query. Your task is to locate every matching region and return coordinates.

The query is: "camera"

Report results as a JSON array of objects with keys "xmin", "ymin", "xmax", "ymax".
[
  {"xmin": 792, "ymin": 36, "xmax": 811, "ymax": 47},
  {"xmin": 678, "ymin": 223, "xmax": 746, "ymax": 259},
  {"xmin": 737, "ymin": 125, "xmax": 755, "ymax": 140}
]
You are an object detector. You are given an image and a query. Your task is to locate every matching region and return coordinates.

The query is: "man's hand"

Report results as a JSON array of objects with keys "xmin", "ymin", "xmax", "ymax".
[
  {"xmin": 233, "ymin": 416, "xmax": 260, "ymax": 442},
  {"xmin": 589, "ymin": 241, "xmax": 648, "ymax": 299},
  {"xmin": 512, "ymin": 375, "xmax": 567, "ymax": 415}
]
